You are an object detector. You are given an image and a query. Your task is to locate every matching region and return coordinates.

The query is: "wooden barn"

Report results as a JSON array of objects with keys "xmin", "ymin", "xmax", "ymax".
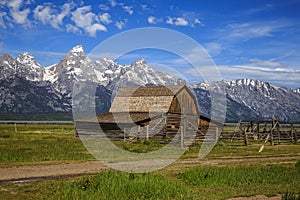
[{"xmin": 76, "ymin": 85, "xmax": 219, "ymax": 142}]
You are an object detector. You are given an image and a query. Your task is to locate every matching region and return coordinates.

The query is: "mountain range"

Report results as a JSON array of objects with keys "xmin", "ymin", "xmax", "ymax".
[{"xmin": 0, "ymin": 45, "xmax": 299, "ymax": 122}]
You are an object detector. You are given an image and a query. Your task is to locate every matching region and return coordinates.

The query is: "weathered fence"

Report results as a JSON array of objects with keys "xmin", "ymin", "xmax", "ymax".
[{"xmin": 220, "ymin": 120, "xmax": 300, "ymax": 145}]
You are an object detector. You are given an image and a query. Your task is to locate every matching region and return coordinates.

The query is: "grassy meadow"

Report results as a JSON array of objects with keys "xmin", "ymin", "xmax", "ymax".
[
  {"xmin": 0, "ymin": 123, "xmax": 94, "ymax": 166},
  {"xmin": 0, "ymin": 123, "xmax": 299, "ymax": 199},
  {"xmin": 0, "ymin": 163, "xmax": 299, "ymax": 200}
]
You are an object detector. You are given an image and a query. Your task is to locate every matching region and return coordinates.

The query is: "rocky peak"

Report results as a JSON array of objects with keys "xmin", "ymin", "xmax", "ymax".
[
  {"xmin": 0, "ymin": 54, "xmax": 16, "ymax": 70},
  {"xmin": 70, "ymin": 44, "xmax": 84, "ymax": 53},
  {"xmin": 17, "ymin": 52, "xmax": 34, "ymax": 64},
  {"xmin": 100, "ymin": 57, "xmax": 116, "ymax": 66},
  {"xmin": 60, "ymin": 45, "xmax": 87, "ymax": 68},
  {"xmin": 16, "ymin": 52, "xmax": 42, "ymax": 70},
  {"xmin": 130, "ymin": 59, "xmax": 153, "ymax": 74},
  {"xmin": 67, "ymin": 45, "xmax": 85, "ymax": 56},
  {"xmin": 0, "ymin": 53, "xmax": 15, "ymax": 62},
  {"xmin": 132, "ymin": 58, "xmax": 146, "ymax": 66},
  {"xmin": 0, "ymin": 54, "xmax": 17, "ymax": 79},
  {"xmin": 226, "ymin": 78, "xmax": 262, "ymax": 87}
]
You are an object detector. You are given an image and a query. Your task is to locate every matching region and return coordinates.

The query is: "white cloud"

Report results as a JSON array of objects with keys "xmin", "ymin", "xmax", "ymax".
[
  {"xmin": 166, "ymin": 11, "xmax": 203, "ymax": 27},
  {"xmin": 6, "ymin": 0, "xmax": 31, "ymax": 26},
  {"xmin": 226, "ymin": 65, "xmax": 300, "ymax": 73},
  {"xmin": 33, "ymin": 5, "xmax": 52, "ymax": 24},
  {"xmin": 250, "ymin": 58, "xmax": 282, "ymax": 67},
  {"xmin": 166, "ymin": 17, "xmax": 189, "ymax": 26},
  {"xmin": 71, "ymin": 5, "xmax": 107, "ymax": 36},
  {"xmin": 166, "ymin": 17, "xmax": 174, "ymax": 25},
  {"xmin": 141, "ymin": 4, "xmax": 148, "ymax": 10},
  {"xmin": 204, "ymin": 42, "xmax": 223, "ymax": 56},
  {"xmin": 85, "ymin": 23, "xmax": 107, "ymax": 37},
  {"xmin": 33, "ymin": 2, "xmax": 74, "ymax": 29},
  {"xmin": 11, "ymin": 7, "xmax": 30, "ymax": 25},
  {"xmin": 66, "ymin": 23, "xmax": 81, "ymax": 34},
  {"xmin": 0, "ymin": 12, "xmax": 7, "ymax": 28},
  {"xmin": 71, "ymin": 6, "xmax": 95, "ymax": 28},
  {"xmin": 115, "ymin": 20, "xmax": 126, "ymax": 30},
  {"xmin": 245, "ymin": 4, "xmax": 273, "ymax": 15},
  {"xmin": 99, "ymin": 13, "xmax": 112, "ymax": 24},
  {"xmin": 107, "ymin": 1, "xmax": 134, "ymax": 15},
  {"xmin": 222, "ymin": 20, "xmax": 294, "ymax": 41},
  {"xmin": 54, "ymin": 2, "xmax": 74, "ymax": 27},
  {"xmin": 193, "ymin": 18, "xmax": 203, "ymax": 26},
  {"xmin": 109, "ymin": 0, "xmax": 117, "ymax": 7},
  {"xmin": 99, "ymin": 4, "xmax": 109, "ymax": 11},
  {"xmin": 148, "ymin": 16, "xmax": 155, "ymax": 24},
  {"xmin": 147, "ymin": 16, "xmax": 161, "ymax": 24},
  {"xmin": 228, "ymin": 23, "xmax": 272, "ymax": 38},
  {"xmin": 122, "ymin": 5, "xmax": 133, "ymax": 15},
  {"xmin": 174, "ymin": 17, "xmax": 188, "ymax": 26}
]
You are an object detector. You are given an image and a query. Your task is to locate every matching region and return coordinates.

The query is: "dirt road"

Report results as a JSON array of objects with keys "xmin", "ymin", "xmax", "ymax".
[{"xmin": 0, "ymin": 154, "xmax": 299, "ymax": 183}]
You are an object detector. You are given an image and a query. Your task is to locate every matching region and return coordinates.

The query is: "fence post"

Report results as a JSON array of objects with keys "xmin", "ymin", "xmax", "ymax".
[
  {"xmin": 137, "ymin": 125, "xmax": 140, "ymax": 140},
  {"xmin": 123, "ymin": 128, "xmax": 126, "ymax": 142},
  {"xmin": 146, "ymin": 125, "xmax": 149, "ymax": 140},
  {"xmin": 181, "ymin": 125, "xmax": 184, "ymax": 148},
  {"xmin": 239, "ymin": 121, "xmax": 243, "ymax": 140},
  {"xmin": 270, "ymin": 119, "xmax": 274, "ymax": 146},
  {"xmin": 291, "ymin": 123, "xmax": 297, "ymax": 144},
  {"xmin": 215, "ymin": 126, "xmax": 219, "ymax": 142},
  {"xmin": 244, "ymin": 132, "xmax": 248, "ymax": 146},
  {"xmin": 14, "ymin": 123, "xmax": 17, "ymax": 133},
  {"xmin": 263, "ymin": 122, "xmax": 267, "ymax": 133}
]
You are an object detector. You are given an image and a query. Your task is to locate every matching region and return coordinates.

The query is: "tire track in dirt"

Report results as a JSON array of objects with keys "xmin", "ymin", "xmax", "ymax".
[{"xmin": 0, "ymin": 155, "xmax": 299, "ymax": 183}]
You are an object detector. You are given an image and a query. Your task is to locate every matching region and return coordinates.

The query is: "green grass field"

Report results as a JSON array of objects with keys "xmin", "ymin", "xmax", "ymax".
[
  {"xmin": 0, "ymin": 123, "xmax": 300, "ymax": 199},
  {"xmin": 0, "ymin": 124, "xmax": 94, "ymax": 166},
  {"xmin": 0, "ymin": 163, "xmax": 299, "ymax": 200},
  {"xmin": 1, "ymin": 125, "xmax": 299, "ymax": 166}
]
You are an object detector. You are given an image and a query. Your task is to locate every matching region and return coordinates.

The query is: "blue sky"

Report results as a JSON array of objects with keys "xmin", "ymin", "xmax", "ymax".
[{"xmin": 0, "ymin": 0, "xmax": 300, "ymax": 88}]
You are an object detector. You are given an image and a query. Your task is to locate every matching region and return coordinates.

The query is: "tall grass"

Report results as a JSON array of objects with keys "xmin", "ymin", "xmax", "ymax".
[
  {"xmin": 55, "ymin": 171, "xmax": 193, "ymax": 200},
  {"xmin": 1, "ymin": 164, "xmax": 299, "ymax": 199},
  {"xmin": 179, "ymin": 165, "xmax": 300, "ymax": 187},
  {"xmin": 49, "ymin": 164, "xmax": 300, "ymax": 200}
]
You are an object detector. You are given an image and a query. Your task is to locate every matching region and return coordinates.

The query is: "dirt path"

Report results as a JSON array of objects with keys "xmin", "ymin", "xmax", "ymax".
[
  {"xmin": 227, "ymin": 194, "xmax": 282, "ymax": 200},
  {"xmin": 0, "ymin": 155, "xmax": 299, "ymax": 182}
]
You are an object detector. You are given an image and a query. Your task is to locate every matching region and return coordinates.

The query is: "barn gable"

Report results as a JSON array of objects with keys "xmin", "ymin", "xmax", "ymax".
[{"xmin": 109, "ymin": 85, "xmax": 184, "ymax": 113}]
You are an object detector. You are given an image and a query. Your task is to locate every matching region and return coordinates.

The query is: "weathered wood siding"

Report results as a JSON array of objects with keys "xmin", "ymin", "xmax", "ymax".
[
  {"xmin": 110, "ymin": 96, "xmax": 174, "ymax": 113},
  {"xmin": 168, "ymin": 88, "xmax": 198, "ymax": 115}
]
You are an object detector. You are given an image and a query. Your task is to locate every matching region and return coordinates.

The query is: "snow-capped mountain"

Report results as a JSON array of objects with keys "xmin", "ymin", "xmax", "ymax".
[
  {"xmin": 0, "ymin": 52, "xmax": 45, "ymax": 82},
  {"xmin": 0, "ymin": 45, "xmax": 299, "ymax": 122},
  {"xmin": 41, "ymin": 45, "xmax": 183, "ymax": 96},
  {"xmin": 16, "ymin": 52, "xmax": 45, "ymax": 82},
  {"xmin": 294, "ymin": 88, "xmax": 300, "ymax": 94},
  {"xmin": 0, "ymin": 45, "xmax": 184, "ymax": 115},
  {"xmin": 0, "ymin": 54, "xmax": 17, "ymax": 80},
  {"xmin": 107, "ymin": 58, "xmax": 185, "ymax": 90},
  {"xmin": 194, "ymin": 79, "xmax": 300, "ymax": 122}
]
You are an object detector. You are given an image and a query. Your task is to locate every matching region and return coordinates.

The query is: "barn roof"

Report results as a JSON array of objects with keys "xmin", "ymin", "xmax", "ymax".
[
  {"xmin": 115, "ymin": 85, "xmax": 185, "ymax": 97},
  {"xmin": 110, "ymin": 85, "xmax": 187, "ymax": 113}
]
